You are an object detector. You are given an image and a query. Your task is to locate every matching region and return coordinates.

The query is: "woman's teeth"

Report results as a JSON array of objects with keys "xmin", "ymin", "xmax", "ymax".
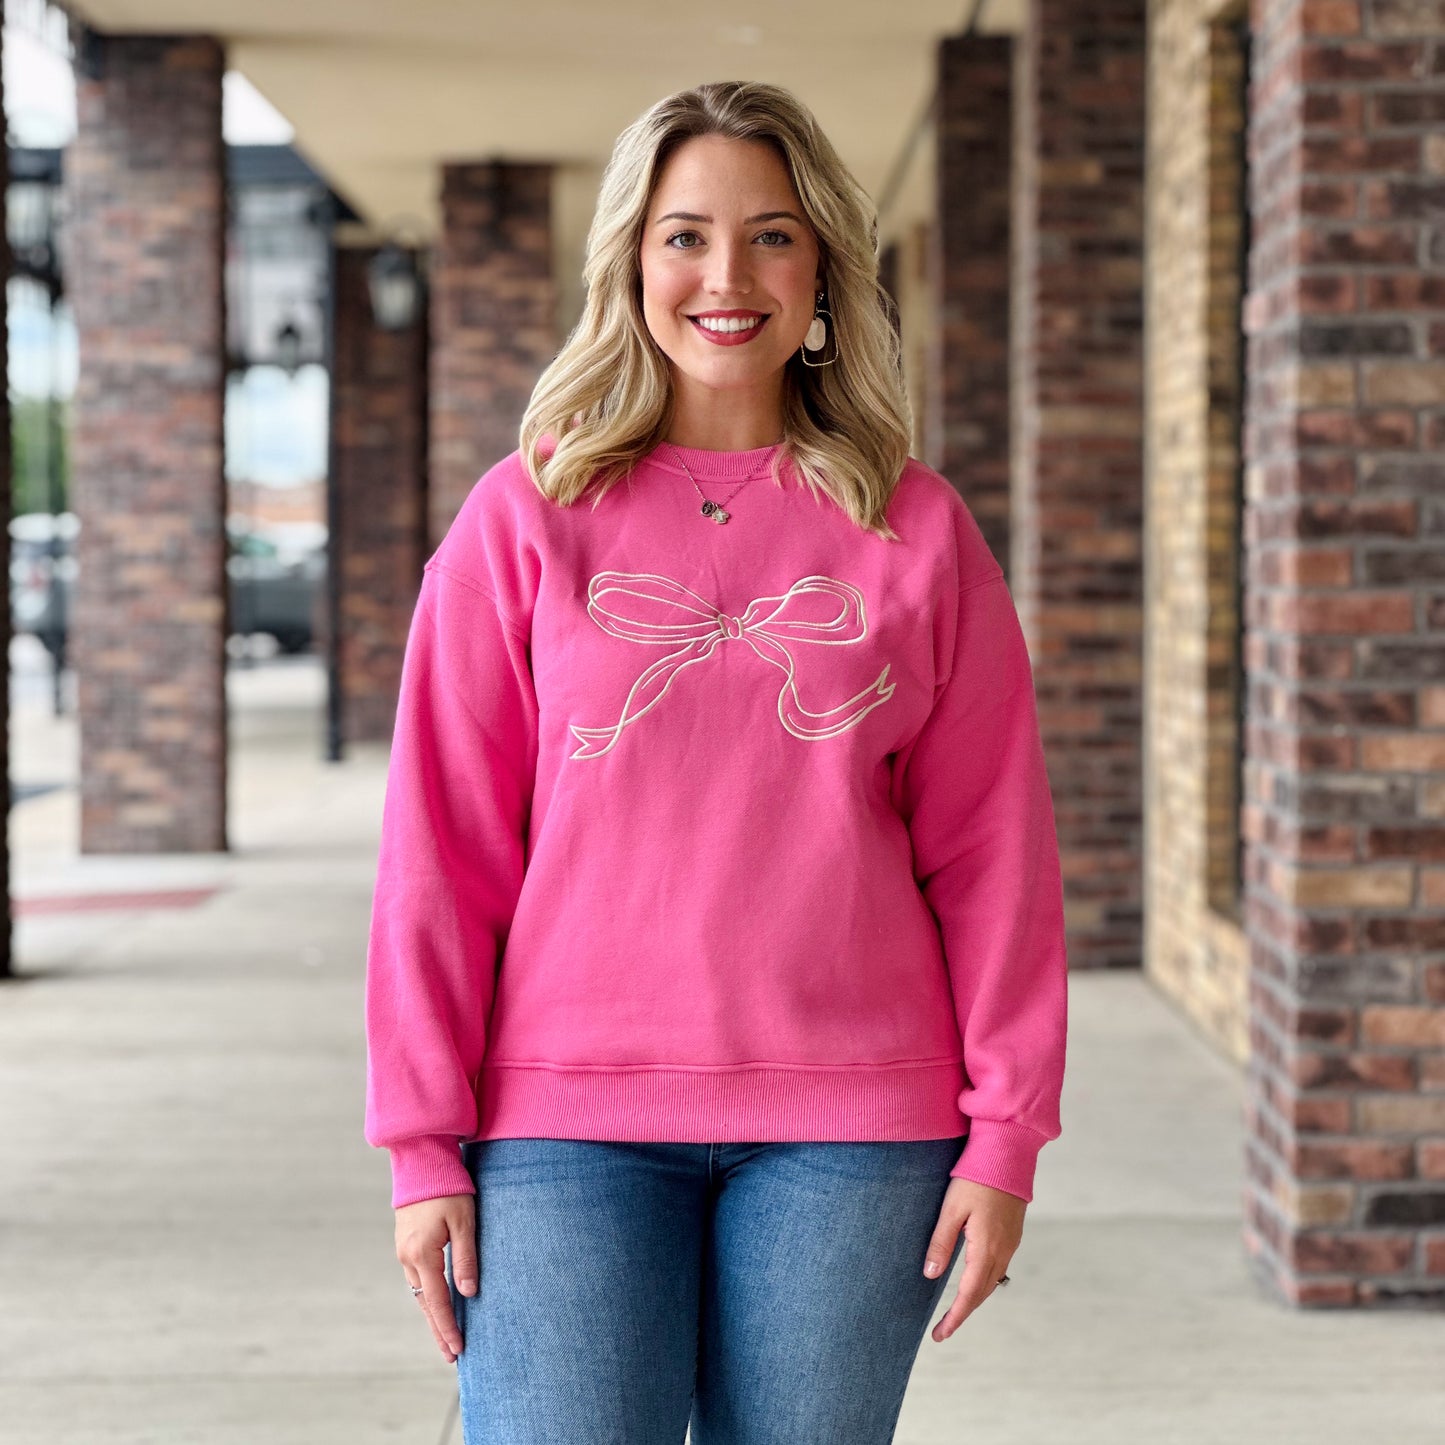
[{"xmin": 693, "ymin": 316, "xmax": 763, "ymax": 333}]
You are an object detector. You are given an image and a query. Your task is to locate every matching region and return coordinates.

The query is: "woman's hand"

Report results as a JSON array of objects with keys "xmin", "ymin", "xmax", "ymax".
[
  {"xmin": 921, "ymin": 1177, "xmax": 1026, "ymax": 1341},
  {"xmin": 394, "ymin": 1193, "xmax": 478, "ymax": 1363}
]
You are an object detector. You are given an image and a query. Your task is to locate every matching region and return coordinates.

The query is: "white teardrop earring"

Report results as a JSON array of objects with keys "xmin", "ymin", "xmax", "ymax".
[{"xmin": 800, "ymin": 288, "xmax": 836, "ymax": 367}]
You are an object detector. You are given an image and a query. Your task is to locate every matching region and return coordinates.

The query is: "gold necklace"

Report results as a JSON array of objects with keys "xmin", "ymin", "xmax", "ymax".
[{"xmin": 664, "ymin": 442, "xmax": 776, "ymax": 526}]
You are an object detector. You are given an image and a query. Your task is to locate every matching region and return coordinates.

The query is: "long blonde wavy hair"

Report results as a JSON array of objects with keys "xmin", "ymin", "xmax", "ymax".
[{"xmin": 517, "ymin": 80, "xmax": 913, "ymax": 539}]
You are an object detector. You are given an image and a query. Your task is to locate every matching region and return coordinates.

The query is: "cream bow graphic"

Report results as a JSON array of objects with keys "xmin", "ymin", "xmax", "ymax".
[{"xmin": 569, "ymin": 570, "xmax": 895, "ymax": 760}]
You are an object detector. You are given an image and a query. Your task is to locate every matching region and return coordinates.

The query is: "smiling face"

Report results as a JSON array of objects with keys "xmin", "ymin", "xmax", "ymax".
[{"xmin": 639, "ymin": 133, "xmax": 823, "ymax": 421}]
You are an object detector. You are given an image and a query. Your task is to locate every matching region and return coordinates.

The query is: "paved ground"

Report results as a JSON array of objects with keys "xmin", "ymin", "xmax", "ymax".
[{"xmin": 3, "ymin": 637, "xmax": 1442, "ymax": 1444}]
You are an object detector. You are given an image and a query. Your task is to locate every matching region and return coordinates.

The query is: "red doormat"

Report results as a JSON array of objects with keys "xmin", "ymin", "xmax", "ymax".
[{"xmin": 14, "ymin": 886, "xmax": 222, "ymax": 915}]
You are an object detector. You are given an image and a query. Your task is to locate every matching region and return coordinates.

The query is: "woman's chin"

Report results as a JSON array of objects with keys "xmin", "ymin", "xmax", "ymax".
[{"xmin": 677, "ymin": 342, "xmax": 796, "ymax": 383}]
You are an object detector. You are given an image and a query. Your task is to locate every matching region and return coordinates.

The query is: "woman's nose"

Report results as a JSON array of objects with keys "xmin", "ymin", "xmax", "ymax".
[{"xmin": 704, "ymin": 241, "xmax": 753, "ymax": 294}]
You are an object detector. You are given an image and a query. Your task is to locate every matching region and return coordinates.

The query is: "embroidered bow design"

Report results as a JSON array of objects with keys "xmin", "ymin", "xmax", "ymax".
[{"xmin": 568, "ymin": 570, "xmax": 895, "ymax": 760}]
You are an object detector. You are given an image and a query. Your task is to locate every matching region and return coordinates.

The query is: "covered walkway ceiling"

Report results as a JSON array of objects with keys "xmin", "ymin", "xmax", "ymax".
[{"xmin": 64, "ymin": 0, "xmax": 1022, "ymax": 244}]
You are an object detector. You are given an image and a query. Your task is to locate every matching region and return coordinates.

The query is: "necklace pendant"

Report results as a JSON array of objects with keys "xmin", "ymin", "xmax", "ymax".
[
  {"xmin": 713, "ymin": 507, "xmax": 730, "ymax": 524},
  {"xmin": 700, "ymin": 500, "xmax": 716, "ymax": 517}
]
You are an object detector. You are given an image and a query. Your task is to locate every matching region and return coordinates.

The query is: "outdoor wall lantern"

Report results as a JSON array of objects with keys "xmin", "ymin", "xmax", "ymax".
[
  {"xmin": 367, "ymin": 219, "xmax": 429, "ymax": 331},
  {"xmin": 274, "ymin": 317, "xmax": 304, "ymax": 377}
]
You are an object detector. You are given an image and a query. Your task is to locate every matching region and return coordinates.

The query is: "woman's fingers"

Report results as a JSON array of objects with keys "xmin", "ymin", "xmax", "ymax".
[
  {"xmin": 414, "ymin": 1259, "xmax": 463, "ymax": 1361},
  {"xmin": 924, "ymin": 1178, "xmax": 1024, "ymax": 1342},
  {"xmin": 395, "ymin": 1193, "xmax": 475, "ymax": 1363},
  {"xmin": 931, "ymin": 1234, "xmax": 1005, "ymax": 1340},
  {"xmin": 401, "ymin": 1267, "xmax": 451, "ymax": 1360}
]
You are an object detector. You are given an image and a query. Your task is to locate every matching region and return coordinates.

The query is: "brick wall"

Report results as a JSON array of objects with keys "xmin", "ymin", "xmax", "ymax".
[
  {"xmin": 429, "ymin": 162, "xmax": 556, "ymax": 541},
  {"xmin": 1012, "ymin": 0, "xmax": 1148, "ymax": 971},
  {"xmin": 1146, "ymin": 0, "xmax": 1254, "ymax": 1068},
  {"xmin": 928, "ymin": 33, "xmax": 1013, "ymax": 578},
  {"xmin": 1240, "ymin": 0, "xmax": 1445, "ymax": 1306},
  {"xmin": 331, "ymin": 244, "xmax": 429, "ymax": 743},
  {"xmin": 62, "ymin": 34, "xmax": 228, "ymax": 852}
]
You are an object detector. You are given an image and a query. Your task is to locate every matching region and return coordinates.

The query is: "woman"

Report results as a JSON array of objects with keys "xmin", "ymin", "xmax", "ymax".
[{"xmin": 364, "ymin": 79, "xmax": 1068, "ymax": 1443}]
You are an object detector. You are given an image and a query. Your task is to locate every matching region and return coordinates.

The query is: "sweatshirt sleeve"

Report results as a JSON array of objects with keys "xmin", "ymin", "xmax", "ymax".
[
  {"xmin": 891, "ymin": 561, "xmax": 1069, "ymax": 1204},
  {"xmin": 363, "ymin": 558, "xmax": 538, "ymax": 1209}
]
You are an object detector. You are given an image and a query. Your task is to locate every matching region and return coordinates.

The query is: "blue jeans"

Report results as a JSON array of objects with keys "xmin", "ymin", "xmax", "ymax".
[{"xmin": 444, "ymin": 1134, "xmax": 969, "ymax": 1444}]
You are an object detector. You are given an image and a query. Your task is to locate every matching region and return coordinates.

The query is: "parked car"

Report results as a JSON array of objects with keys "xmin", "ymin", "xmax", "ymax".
[
  {"xmin": 9, "ymin": 510, "xmax": 77, "ymax": 661},
  {"xmin": 226, "ymin": 520, "xmax": 328, "ymax": 653},
  {"xmin": 9, "ymin": 511, "xmax": 327, "ymax": 662}
]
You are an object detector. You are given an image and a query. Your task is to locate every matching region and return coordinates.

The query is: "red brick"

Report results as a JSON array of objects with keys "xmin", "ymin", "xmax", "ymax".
[
  {"xmin": 1296, "ymin": 689, "xmax": 1415, "ymax": 727},
  {"xmin": 1424, "ymin": 1236, "xmax": 1445, "ymax": 1274},
  {"xmin": 1291, "ymin": 1230, "xmax": 1415, "ymax": 1273},
  {"xmin": 1290, "ymin": 1096, "xmax": 1356, "ymax": 1132},
  {"xmin": 1276, "ymin": 591, "xmax": 1415, "ymax": 633},
  {"xmin": 1361, "ymin": 1005, "xmax": 1445, "ymax": 1046},
  {"xmin": 1287, "ymin": 497, "xmax": 1417, "ymax": 536},
  {"xmin": 1291, "ymin": 1051, "xmax": 1417, "ymax": 1088},
  {"xmin": 1280, "ymin": 547, "xmax": 1354, "ymax": 586},
  {"xmin": 1293, "ymin": 1006, "xmax": 1358, "ymax": 1045},
  {"xmin": 1363, "ymin": 274, "xmax": 1445, "ymax": 307},
  {"xmin": 1292, "ymin": 1138, "xmax": 1414, "ymax": 1180},
  {"xmin": 1298, "ymin": 42, "xmax": 1429, "ymax": 83},
  {"xmin": 1302, "ymin": 0, "xmax": 1362, "ymax": 32},
  {"xmin": 1299, "ymin": 223, "xmax": 1418, "ymax": 264}
]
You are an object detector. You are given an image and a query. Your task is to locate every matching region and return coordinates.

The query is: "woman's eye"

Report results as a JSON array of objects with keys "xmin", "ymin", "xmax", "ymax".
[{"xmin": 663, "ymin": 229, "xmax": 794, "ymax": 250}]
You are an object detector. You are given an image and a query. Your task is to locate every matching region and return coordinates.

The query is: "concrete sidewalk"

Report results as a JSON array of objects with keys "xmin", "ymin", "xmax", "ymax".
[{"xmin": 2, "ymin": 642, "xmax": 1442, "ymax": 1444}]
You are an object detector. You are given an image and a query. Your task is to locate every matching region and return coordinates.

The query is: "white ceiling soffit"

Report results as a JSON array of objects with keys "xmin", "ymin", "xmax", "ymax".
[{"xmin": 65, "ymin": 0, "xmax": 1024, "ymax": 244}]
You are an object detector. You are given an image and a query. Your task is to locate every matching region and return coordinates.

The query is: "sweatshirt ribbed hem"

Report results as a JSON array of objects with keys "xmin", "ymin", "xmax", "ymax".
[
  {"xmin": 473, "ymin": 1059, "xmax": 970, "ymax": 1144},
  {"xmin": 383, "ymin": 1078, "xmax": 1050, "ymax": 1211}
]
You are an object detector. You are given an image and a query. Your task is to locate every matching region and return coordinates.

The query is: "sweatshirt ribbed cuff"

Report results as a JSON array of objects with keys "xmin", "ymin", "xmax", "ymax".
[
  {"xmin": 388, "ymin": 1135, "xmax": 474, "ymax": 1210},
  {"xmin": 948, "ymin": 1118, "xmax": 1049, "ymax": 1203}
]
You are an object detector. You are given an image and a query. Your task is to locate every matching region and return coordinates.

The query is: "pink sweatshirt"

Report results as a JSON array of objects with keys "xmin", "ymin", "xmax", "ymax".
[{"xmin": 364, "ymin": 439, "xmax": 1068, "ymax": 1209}]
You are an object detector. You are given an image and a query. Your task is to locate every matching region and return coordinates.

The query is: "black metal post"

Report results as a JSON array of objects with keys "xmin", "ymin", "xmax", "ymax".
[{"xmin": 320, "ymin": 190, "xmax": 343, "ymax": 763}]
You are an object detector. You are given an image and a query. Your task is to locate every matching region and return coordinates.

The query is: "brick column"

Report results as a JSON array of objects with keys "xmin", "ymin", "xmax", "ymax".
[
  {"xmin": 63, "ymin": 34, "xmax": 227, "ymax": 852},
  {"xmin": 1012, "ymin": 0, "xmax": 1147, "ymax": 970},
  {"xmin": 430, "ymin": 162, "xmax": 555, "ymax": 541},
  {"xmin": 928, "ymin": 33, "xmax": 1013, "ymax": 577},
  {"xmin": 1242, "ymin": 0, "xmax": 1445, "ymax": 1307},
  {"xmin": 332, "ymin": 245, "xmax": 429, "ymax": 743}
]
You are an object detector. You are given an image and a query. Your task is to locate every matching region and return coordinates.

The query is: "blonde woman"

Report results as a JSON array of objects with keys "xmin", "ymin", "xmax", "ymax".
[{"xmin": 365, "ymin": 79, "xmax": 1068, "ymax": 1443}]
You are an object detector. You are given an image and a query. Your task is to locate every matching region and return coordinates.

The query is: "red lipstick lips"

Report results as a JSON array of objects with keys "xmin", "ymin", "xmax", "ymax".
[{"xmin": 687, "ymin": 310, "xmax": 770, "ymax": 346}]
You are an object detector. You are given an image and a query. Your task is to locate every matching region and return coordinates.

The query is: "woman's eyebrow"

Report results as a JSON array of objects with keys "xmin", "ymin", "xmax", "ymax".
[{"xmin": 654, "ymin": 210, "xmax": 805, "ymax": 226}]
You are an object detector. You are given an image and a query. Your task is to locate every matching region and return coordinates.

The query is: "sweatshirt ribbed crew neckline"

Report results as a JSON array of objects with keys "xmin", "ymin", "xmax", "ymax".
[{"xmin": 640, "ymin": 439, "xmax": 784, "ymax": 480}]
